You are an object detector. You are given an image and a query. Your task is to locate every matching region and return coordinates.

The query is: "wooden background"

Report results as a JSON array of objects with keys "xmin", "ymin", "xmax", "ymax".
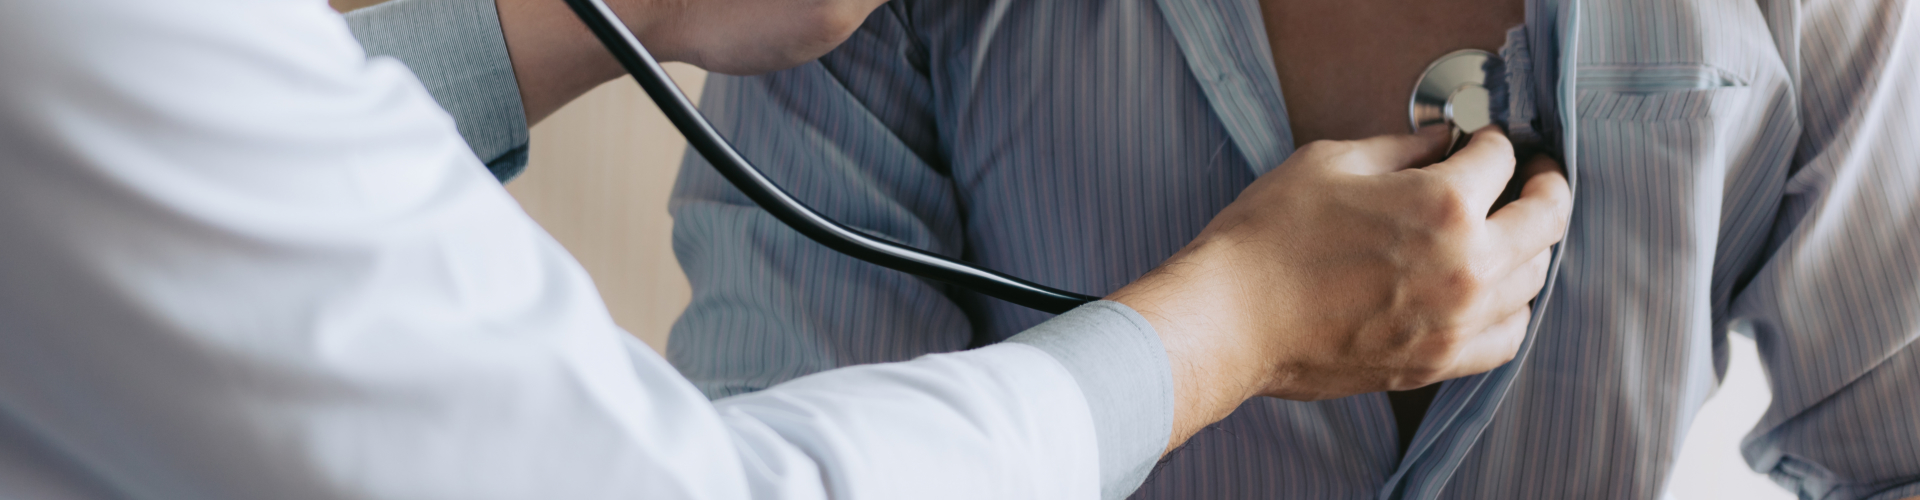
[
  {"xmin": 511, "ymin": 71, "xmax": 704, "ymax": 354},
  {"xmin": 331, "ymin": 0, "xmax": 701, "ymax": 354}
]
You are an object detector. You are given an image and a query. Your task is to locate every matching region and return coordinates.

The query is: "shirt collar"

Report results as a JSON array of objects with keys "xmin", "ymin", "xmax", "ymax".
[{"xmin": 1151, "ymin": 0, "xmax": 1294, "ymax": 177}]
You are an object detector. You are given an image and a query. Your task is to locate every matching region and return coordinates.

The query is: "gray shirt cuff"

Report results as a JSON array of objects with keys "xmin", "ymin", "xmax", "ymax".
[
  {"xmin": 1006, "ymin": 300, "xmax": 1173, "ymax": 500},
  {"xmin": 346, "ymin": 0, "xmax": 531, "ymax": 182}
]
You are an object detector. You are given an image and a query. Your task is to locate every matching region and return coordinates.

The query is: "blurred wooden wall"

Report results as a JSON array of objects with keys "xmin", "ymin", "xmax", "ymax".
[
  {"xmin": 333, "ymin": 0, "xmax": 699, "ymax": 353},
  {"xmin": 510, "ymin": 73, "xmax": 702, "ymax": 354}
]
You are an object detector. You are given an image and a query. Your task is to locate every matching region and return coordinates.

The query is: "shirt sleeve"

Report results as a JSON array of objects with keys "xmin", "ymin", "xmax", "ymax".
[
  {"xmin": 664, "ymin": 6, "xmax": 1172, "ymax": 497},
  {"xmin": 345, "ymin": 0, "xmax": 531, "ymax": 182},
  {"xmin": 0, "ymin": 1, "xmax": 1144, "ymax": 498},
  {"xmin": 1730, "ymin": 1, "xmax": 1920, "ymax": 498}
]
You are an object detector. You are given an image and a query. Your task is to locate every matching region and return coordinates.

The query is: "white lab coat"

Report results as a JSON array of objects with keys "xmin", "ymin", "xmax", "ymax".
[{"xmin": 0, "ymin": 0, "xmax": 1109, "ymax": 498}]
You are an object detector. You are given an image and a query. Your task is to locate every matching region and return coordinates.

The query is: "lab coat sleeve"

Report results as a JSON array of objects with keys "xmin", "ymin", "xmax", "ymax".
[
  {"xmin": 1729, "ymin": 1, "xmax": 1920, "ymax": 498},
  {"xmin": 0, "ymin": 0, "xmax": 1147, "ymax": 498},
  {"xmin": 346, "ymin": 0, "xmax": 532, "ymax": 182}
]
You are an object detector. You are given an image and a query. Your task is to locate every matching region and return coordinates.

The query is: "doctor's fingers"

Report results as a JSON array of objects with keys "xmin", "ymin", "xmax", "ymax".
[
  {"xmin": 1307, "ymin": 126, "xmax": 1453, "ymax": 176},
  {"xmin": 1487, "ymin": 155, "xmax": 1573, "ymax": 270},
  {"xmin": 1420, "ymin": 127, "xmax": 1518, "ymax": 211},
  {"xmin": 1489, "ymin": 249, "xmax": 1553, "ymax": 313},
  {"xmin": 1416, "ymin": 247, "xmax": 1544, "ymax": 386},
  {"xmin": 1437, "ymin": 305, "xmax": 1532, "ymax": 381}
]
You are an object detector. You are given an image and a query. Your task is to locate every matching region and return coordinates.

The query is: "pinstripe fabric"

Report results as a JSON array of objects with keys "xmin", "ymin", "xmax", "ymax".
[{"xmin": 667, "ymin": 0, "xmax": 1920, "ymax": 498}]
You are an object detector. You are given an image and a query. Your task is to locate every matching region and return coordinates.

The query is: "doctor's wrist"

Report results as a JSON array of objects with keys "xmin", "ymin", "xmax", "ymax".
[{"xmin": 1108, "ymin": 239, "xmax": 1276, "ymax": 454}]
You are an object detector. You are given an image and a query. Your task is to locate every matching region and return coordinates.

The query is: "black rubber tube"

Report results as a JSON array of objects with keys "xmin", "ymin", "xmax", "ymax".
[{"xmin": 559, "ymin": 0, "xmax": 1099, "ymax": 314}]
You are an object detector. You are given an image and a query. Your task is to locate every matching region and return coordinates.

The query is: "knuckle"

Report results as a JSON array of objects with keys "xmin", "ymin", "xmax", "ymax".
[
  {"xmin": 1409, "ymin": 175, "xmax": 1473, "ymax": 229},
  {"xmin": 1441, "ymin": 266, "xmax": 1488, "ymax": 301},
  {"xmin": 1497, "ymin": 340, "xmax": 1521, "ymax": 363},
  {"xmin": 1396, "ymin": 363, "xmax": 1448, "ymax": 390},
  {"xmin": 1477, "ymin": 130, "xmax": 1517, "ymax": 157},
  {"xmin": 1530, "ymin": 253, "xmax": 1553, "ymax": 280},
  {"xmin": 1297, "ymin": 139, "xmax": 1356, "ymax": 161},
  {"xmin": 1550, "ymin": 201, "xmax": 1574, "ymax": 231}
]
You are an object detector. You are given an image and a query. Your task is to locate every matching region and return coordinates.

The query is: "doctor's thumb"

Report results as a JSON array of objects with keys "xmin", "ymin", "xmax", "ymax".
[{"xmin": 1297, "ymin": 125, "xmax": 1454, "ymax": 177}]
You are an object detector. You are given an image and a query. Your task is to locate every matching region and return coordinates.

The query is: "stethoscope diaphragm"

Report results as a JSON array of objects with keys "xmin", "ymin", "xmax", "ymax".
[{"xmin": 1409, "ymin": 49, "xmax": 1498, "ymax": 151}]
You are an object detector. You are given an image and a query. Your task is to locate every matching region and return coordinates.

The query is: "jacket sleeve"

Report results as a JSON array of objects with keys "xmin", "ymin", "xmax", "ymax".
[
  {"xmin": 1731, "ymin": 1, "xmax": 1920, "ymax": 498},
  {"xmin": 346, "ymin": 0, "xmax": 532, "ymax": 181}
]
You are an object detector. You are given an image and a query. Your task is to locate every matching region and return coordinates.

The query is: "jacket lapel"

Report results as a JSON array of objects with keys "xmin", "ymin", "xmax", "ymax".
[{"xmin": 1150, "ymin": 0, "xmax": 1294, "ymax": 176}]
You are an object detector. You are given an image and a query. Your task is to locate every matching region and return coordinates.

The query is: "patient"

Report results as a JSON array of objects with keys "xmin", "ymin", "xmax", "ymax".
[{"xmin": 666, "ymin": 0, "xmax": 1920, "ymax": 498}]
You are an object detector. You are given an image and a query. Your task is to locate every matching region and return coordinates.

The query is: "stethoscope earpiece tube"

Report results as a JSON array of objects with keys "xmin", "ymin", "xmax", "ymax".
[{"xmin": 560, "ymin": 0, "xmax": 1097, "ymax": 314}]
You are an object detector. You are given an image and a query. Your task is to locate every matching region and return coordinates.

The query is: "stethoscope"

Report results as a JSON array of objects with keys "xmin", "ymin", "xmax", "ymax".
[{"xmin": 560, "ymin": 0, "xmax": 1498, "ymax": 314}]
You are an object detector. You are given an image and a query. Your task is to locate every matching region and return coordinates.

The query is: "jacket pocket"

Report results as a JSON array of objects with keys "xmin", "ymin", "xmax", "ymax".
[{"xmin": 1575, "ymin": 64, "xmax": 1750, "ymax": 121}]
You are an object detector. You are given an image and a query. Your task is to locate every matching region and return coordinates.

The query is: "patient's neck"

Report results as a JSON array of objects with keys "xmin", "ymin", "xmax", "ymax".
[{"xmin": 1261, "ymin": 0, "xmax": 1524, "ymax": 146}]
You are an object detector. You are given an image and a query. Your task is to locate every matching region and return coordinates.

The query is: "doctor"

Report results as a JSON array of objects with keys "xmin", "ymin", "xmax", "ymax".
[{"xmin": 0, "ymin": 0, "xmax": 1570, "ymax": 498}]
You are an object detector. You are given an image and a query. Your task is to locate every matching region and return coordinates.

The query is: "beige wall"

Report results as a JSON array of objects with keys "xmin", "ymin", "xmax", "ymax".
[
  {"xmin": 509, "ymin": 71, "xmax": 704, "ymax": 354},
  {"xmin": 332, "ymin": 0, "xmax": 701, "ymax": 354}
]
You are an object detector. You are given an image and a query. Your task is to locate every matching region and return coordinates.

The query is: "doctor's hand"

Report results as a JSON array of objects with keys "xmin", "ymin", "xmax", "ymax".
[{"xmin": 1109, "ymin": 127, "xmax": 1571, "ymax": 453}]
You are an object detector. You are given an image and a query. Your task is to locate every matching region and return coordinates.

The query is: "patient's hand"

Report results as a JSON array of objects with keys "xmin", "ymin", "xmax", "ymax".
[{"xmin": 1111, "ymin": 127, "xmax": 1570, "ymax": 451}]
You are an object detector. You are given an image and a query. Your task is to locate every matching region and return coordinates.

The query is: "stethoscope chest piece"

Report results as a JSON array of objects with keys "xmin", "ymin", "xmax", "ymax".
[{"xmin": 1409, "ymin": 49, "xmax": 1498, "ymax": 144}]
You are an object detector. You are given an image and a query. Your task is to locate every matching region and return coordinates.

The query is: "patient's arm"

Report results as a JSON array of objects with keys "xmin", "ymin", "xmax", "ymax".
[{"xmin": 1728, "ymin": 1, "xmax": 1920, "ymax": 498}]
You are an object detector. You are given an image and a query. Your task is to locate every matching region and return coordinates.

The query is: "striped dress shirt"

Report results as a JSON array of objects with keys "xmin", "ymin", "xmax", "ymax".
[{"xmin": 668, "ymin": 0, "xmax": 1920, "ymax": 498}]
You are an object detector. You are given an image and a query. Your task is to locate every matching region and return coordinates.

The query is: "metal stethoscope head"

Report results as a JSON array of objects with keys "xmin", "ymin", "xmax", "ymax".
[{"xmin": 1409, "ymin": 49, "xmax": 1498, "ymax": 147}]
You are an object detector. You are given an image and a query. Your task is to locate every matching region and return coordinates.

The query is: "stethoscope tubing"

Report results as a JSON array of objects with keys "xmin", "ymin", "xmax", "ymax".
[{"xmin": 559, "ymin": 0, "xmax": 1099, "ymax": 314}]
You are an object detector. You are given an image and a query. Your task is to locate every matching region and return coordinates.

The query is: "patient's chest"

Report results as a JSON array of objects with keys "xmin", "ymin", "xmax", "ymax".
[{"xmin": 1260, "ymin": 0, "xmax": 1524, "ymax": 145}]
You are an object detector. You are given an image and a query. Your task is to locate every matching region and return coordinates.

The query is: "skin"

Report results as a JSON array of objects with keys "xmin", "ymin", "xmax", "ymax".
[
  {"xmin": 488, "ymin": 0, "xmax": 1574, "ymax": 457},
  {"xmin": 1261, "ymin": 0, "xmax": 1526, "ymax": 145}
]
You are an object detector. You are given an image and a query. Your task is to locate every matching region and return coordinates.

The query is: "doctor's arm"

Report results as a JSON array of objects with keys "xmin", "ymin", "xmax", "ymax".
[{"xmin": 0, "ymin": 1, "xmax": 1567, "ymax": 498}]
